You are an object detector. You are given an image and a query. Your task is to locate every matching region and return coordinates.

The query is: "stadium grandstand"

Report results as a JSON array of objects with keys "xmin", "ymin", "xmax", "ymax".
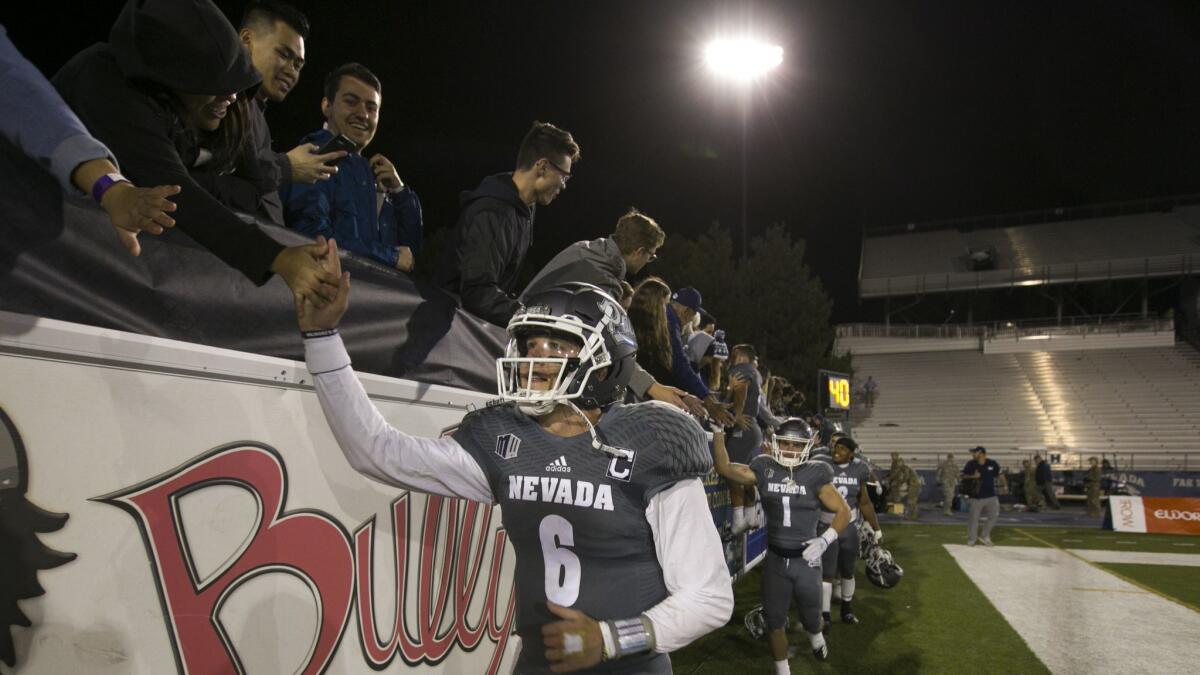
[{"xmin": 839, "ymin": 195, "xmax": 1200, "ymax": 474}]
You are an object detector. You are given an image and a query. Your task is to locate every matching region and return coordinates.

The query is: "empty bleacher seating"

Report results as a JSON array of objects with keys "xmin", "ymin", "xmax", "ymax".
[{"xmin": 850, "ymin": 344, "xmax": 1200, "ymax": 471}]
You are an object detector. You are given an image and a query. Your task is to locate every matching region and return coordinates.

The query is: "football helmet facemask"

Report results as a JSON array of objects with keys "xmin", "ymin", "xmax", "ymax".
[
  {"xmin": 865, "ymin": 546, "xmax": 904, "ymax": 589},
  {"xmin": 498, "ymin": 283, "xmax": 637, "ymax": 415},
  {"xmin": 772, "ymin": 417, "xmax": 818, "ymax": 468}
]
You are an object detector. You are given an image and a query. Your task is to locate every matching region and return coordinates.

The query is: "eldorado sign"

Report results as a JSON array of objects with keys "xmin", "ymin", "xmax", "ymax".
[{"xmin": 1109, "ymin": 496, "xmax": 1200, "ymax": 535}]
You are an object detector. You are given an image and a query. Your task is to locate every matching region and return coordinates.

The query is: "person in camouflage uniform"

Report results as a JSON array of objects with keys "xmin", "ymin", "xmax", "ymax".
[
  {"xmin": 1024, "ymin": 458, "xmax": 1042, "ymax": 512},
  {"xmin": 887, "ymin": 453, "xmax": 909, "ymax": 512},
  {"xmin": 937, "ymin": 453, "xmax": 958, "ymax": 515},
  {"xmin": 904, "ymin": 459, "xmax": 922, "ymax": 521},
  {"xmin": 1085, "ymin": 457, "xmax": 1103, "ymax": 517}
]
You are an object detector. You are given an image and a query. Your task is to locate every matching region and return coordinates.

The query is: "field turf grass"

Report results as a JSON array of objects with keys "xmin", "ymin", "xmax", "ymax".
[{"xmin": 672, "ymin": 523, "xmax": 1198, "ymax": 674}]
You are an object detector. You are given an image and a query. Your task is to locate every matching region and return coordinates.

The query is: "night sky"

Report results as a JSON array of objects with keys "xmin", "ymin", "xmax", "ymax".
[{"xmin": 7, "ymin": 1, "xmax": 1200, "ymax": 321}]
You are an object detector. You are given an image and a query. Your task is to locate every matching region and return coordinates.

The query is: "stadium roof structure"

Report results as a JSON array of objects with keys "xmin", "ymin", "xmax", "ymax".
[{"xmin": 859, "ymin": 196, "xmax": 1200, "ymax": 299}]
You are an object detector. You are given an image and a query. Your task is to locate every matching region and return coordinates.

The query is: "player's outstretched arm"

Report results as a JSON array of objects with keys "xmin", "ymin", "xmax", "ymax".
[
  {"xmin": 299, "ymin": 242, "xmax": 492, "ymax": 503},
  {"xmin": 711, "ymin": 429, "xmax": 756, "ymax": 486}
]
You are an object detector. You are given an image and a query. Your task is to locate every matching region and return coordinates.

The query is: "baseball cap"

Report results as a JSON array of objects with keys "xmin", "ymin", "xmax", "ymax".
[{"xmin": 671, "ymin": 287, "xmax": 705, "ymax": 314}]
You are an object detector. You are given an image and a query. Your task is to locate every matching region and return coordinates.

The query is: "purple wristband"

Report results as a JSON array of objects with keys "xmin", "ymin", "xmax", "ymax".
[{"xmin": 91, "ymin": 173, "xmax": 129, "ymax": 204}]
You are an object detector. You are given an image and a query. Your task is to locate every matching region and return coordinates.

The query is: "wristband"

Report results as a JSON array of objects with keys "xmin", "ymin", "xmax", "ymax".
[
  {"xmin": 605, "ymin": 616, "xmax": 654, "ymax": 659},
  {"xmin": 597, "ymin": 620, "xmax": 617, "ymax": 662},
  {"xmin": 301, "ymin": 328, "xmax": 339, "ymax": 340},
  {"xmin": 91, "ymin": 172, "xmax": 130, "ymax": 205},
  {"xmin": 821, "ymin": 527, "xmax": 838, "ymax": 546}
]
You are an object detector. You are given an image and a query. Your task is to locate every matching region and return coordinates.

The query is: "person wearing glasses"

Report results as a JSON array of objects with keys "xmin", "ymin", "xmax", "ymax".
[
  {"xmin": 522, "ymin": 207, "xmax": 663, "ymax": 307},
  {"xmin": 436, "ymin": 120, "xmax": 581, "ymax": 327}
]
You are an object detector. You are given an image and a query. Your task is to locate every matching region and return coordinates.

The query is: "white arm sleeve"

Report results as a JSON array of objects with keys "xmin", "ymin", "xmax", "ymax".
[
  {"xmin": 642, "ymin": 478, "xmax": 734, "ymax": 652},
  {"xmin": 305, "ymin": 333, "xmax": 493, "ymax": 503}
]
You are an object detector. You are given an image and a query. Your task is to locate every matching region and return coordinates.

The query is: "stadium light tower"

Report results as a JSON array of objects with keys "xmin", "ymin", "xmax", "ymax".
[
  {"xmin": 704, "ymin": 38, "xmax": 783, "ymax": 81},
  {"xmin": 704, "ymin": 37, "xmax": 783, "ymax": 257}
]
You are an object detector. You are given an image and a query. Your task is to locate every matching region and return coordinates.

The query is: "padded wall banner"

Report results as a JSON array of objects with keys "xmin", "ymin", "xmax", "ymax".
[
  {"xmin": 1109, "ymin": 496, "xmax": 1200, "ymax": 536},
  {"xmin": 0, "ymin": 142, "xmax": 505, "ymax": 394},
  {"xmin": 0, "ymin": 317, "xmax": 519, "ymax": 673}
]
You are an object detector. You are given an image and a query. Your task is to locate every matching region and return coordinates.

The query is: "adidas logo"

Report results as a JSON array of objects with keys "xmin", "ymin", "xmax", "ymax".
[{"xmin": 545, "ymin": 455, "xmax": 572, "ymax": 473}]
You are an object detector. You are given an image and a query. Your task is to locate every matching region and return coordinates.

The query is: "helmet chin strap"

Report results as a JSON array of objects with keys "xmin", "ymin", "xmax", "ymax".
[{"xmin": 566, "ymin": 399, "xmax": 632, "ymax": 459}]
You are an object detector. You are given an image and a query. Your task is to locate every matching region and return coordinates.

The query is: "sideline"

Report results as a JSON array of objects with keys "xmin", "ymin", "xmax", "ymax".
[
  {"xmin": 1015, "ymin": 527, "xmax": 1200, "ymax": 614},
  {"xmin": 1068, "ymin": 548, "xmax": 1200, "ymax": 568},
  {"xmin": 946, "ymin": 543, "xmax": 1200, "ymax": 675}
]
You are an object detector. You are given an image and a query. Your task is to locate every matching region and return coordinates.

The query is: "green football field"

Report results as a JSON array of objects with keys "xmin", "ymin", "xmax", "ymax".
[{"xmin": 672, "ymin": 524, "xmax": 1200, "ymax": 674}]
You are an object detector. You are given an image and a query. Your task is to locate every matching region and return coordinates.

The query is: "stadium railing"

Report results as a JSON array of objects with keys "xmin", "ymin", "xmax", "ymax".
[
  {"xmin": 860, "ymin": 253, "xmax": 1197, "ymax": 298},
  {"xmin": 838, "ymin": 315, "xmax": 1173, "ymax": 341}
]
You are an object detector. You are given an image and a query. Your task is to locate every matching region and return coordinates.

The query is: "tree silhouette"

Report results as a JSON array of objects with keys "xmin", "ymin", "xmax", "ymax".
[{"xmin": 654, "ymin": 221, "xmax": 852, "ymax": 401}]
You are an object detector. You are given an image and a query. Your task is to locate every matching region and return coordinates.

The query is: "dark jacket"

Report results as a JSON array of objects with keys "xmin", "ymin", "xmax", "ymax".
[
  {"xmin": 52, "ymin": 0, "xmax": 285, "ymax": 284},
  {"xmin": 281, "ymin": 128, "xmax": 423, "ymax": 268},
  {"xmin": 191, "ymin": 97, "xmax": 288, "ymax": 226},
  {"xmin": 666, "ymin": 304, "xmax": 710, "ymax": 399},
  {"xmin": 1035, "ymin": 460, "xmax": 1052, "ymax": 486},
  {"xmin": 435, "ymin": 173, "xmax": 533, "ymax": 327}
]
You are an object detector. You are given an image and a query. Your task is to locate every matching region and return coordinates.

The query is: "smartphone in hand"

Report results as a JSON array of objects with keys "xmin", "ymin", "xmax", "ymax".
[{"xmin": 316, "ymin": 134, "xmax": 357, "ymax": 161}]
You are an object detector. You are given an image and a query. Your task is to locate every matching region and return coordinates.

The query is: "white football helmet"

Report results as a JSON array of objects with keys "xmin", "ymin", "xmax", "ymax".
[
  {"xmin": 497, "ymin": 284, "xmax": 637, "ymax": 415},
  {"xmin": 772, "ymin": 417, "xmax": 818, "ymax": 468}
]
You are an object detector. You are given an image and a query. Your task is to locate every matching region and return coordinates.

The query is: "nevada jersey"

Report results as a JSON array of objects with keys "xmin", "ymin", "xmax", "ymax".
[
  {"xmin": 748, "ymin": 456, "xmax": 833, "ymax": 549},
  {"xmin": 816, "ymin": 456, "xmax": 871, "ymax": 524},
  {"xmin": 453, "ymin": 401, "xmax": 711, "ymax": 672}
]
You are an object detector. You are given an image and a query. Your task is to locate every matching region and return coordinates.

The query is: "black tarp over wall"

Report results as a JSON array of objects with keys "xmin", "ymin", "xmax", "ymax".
[{"xmin": 0, "ymin": 142, "xmax": 505, "ymax": 393}]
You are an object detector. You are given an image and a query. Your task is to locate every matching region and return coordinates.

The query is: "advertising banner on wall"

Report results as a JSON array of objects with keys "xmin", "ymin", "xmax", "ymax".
[
  {"xmin": 0, "ymin": 313, "xmax": 516, "ymax": 674},
  {"xmin": 1108, "ymin": 496, "xmax": 1200, "ymax": 535},
  {"xmin": 1, "ymin": 311, "xmax": 759, "ymax": 673}
]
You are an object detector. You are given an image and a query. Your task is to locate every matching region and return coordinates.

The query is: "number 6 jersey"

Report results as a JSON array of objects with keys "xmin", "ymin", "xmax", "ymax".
[{"xmin": 452, "ymin": 401, "xmax": 712, "ymax": 671}]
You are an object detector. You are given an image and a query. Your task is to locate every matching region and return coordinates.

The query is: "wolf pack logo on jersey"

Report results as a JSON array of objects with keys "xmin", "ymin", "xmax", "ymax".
[
  {"xmin": 606, "ymin": 449, "xmax": 637, "ymax": 482},
  {"xmin": 545, "ymin": 456, "xmax": 571, "ymax": 473},
  {"xmin": 495, "ymin": 433, "xmax": 521, "ymax": 460}
]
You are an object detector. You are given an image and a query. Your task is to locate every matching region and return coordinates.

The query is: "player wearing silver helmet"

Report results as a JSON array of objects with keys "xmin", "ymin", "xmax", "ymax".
[
  {"xmin": 712, "ymin": 416, "xmax": 851, "ymax": 674},
  {"xmin": 297, "ymin": 251, "xmax": 732, "ymax": 674}
]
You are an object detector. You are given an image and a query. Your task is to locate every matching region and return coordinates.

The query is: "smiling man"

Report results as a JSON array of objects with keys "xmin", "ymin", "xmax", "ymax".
[
  {"xmin": 189, "ymin": 2, "xmax": 347, "ymax": 225},
  {"xmin": 53, "ymin": 0, "xmax": 340, "ymax": 307},
  {"xmin": 298, "ymin": 277, "xmax": 732, "ymax": 673},
  {"xmin": 281, "ymin": 62, "xmax": 424, "ymax": 271}
]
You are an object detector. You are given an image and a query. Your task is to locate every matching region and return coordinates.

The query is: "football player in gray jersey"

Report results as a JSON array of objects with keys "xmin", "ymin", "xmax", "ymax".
[
  {"xmin": 296, "ymin": 256, "xmax": 732, "ymax": 674},
  {"xmin": 816, "ymin": 435, "xmax": 882, "ymax": 628},
  {"xmin": 713, "ymin": 417, "xmax": 851, "ymax": 675}
]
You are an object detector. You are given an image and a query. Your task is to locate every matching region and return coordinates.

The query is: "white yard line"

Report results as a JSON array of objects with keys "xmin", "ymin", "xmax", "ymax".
[
  {"xmin": 946, "ymin": 545, "xmax": 1200, "ymax": 675},
  {"xmin": 1067, "ymin": 549, "xmax": 1200, "ymax": 568}
]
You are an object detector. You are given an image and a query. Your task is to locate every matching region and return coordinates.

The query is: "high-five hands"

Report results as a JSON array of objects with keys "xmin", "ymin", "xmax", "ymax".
[{"xmin": 295, "ymin": 238, "xmax": 350, "ymax": 332}]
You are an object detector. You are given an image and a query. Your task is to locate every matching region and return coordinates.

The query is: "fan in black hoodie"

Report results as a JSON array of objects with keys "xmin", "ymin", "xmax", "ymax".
[
  {"xmin": 53, "ymin": 0, "xmax": 337, "ymax": 305},
  {"xmin": 435, "ymin": 121, "xmax": 580, "ymax": 327}
]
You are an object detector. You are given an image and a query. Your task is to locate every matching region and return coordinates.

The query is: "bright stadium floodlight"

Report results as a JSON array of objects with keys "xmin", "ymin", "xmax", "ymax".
[{"xmin": 704, "ymin": 37, "xmax": 783, "ymax": 81}]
